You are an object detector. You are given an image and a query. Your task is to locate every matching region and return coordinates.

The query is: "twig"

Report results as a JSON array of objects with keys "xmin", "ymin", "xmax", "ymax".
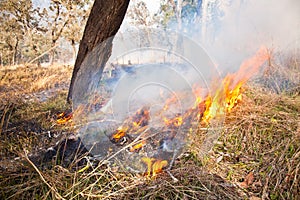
[
  {"xmin": 198, "ymin": 127, "xmax": 223, "ymax": 131},
  {"xmin": 23, "ymin": 149, "xmax": 66, "ymax": 200},
  {"xmin": 166, "ymin": 170, "xmax": 179, "ymax": 183}
]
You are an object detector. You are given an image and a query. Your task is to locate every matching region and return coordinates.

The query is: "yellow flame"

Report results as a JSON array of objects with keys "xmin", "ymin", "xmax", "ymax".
[
  {"xmin": 152, "ymin": 160, "xmax": 168, "ymax": 176},
  {"xmin": 112, "ymin": 127, "xmax": 128, "ymax": 141},
  {"xmin": 201, "ymin": 91, "xmax": 225, "ymax": 124},
  {"xmin": 129, "ymin": 141, "xmax": 146, "ymax": 152},
  {"xmin": 141, "ymin": 157, "xmax": 155, "ymax": 177},
  {"xmin": 224, "ymin": 79, "xmax": 244, "ymax": 112},
  {"xmin": 200, "ymin": 46, "xmax": 268, "ymax": 123},
  {"xmin": 163, "ymin": 116, "xmax": 183, "ymax": 127},
  {"xmin": 141, "ymin": 157, "xmax": 168, "ymax": 177},
  {"xmin": 56, "ymin": 112, "xmax": 73, "ymax": 124}
]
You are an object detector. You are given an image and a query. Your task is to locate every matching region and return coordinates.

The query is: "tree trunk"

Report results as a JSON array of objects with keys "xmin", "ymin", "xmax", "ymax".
[
  {"xmin": 0, "ymin": 53, "xmax": 2, "ymax": 66},
  {"xmin": 49, "ymin": 41, "xmax": 56, "ymax": 65},
  {"xmin": 175, "ymin": 0, "xmax": 183, "ymax": 56},
  {"xmin": 67, "ymin": 0, "xmax": 130, "ymax": 104},
  {"xmin": 12, "ymin": 38, "xmax": 19, "ymax": 66},
  {"xmin": 71, "ymin": 40, "xmax": 77, "ymax": 64}
]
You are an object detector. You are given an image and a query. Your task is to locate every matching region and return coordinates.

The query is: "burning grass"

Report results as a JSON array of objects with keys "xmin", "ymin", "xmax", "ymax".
[{"xmin": 0, "ymin": 61, "xmax": 299, "ymax": 199}]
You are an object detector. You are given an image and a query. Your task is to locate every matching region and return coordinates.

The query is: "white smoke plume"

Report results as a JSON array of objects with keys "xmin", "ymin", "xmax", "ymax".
[{"xmin": 199, "ymin": 0, "xmax": 300, "ymax": 72}]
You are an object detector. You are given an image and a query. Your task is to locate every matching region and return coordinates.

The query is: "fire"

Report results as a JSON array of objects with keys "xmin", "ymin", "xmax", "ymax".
[
  {"xmin": 224, "ymin": 78, "xmax": 243, "ymax": 112},
  {"xmin": 56, "ymin": 110, "xmax": 73, "ymax": 124},
  {"xmin": 152, "ymin": 159, "xmax": 168, "ymax": 176},
  {"xmin": 201, "ymin": 91, "xmax": 226, "ymax": 124},
  {"xmin": 131, "ymin": 107, "xmax": 150, "ymax": 128},
  {"xmin": 200, "ymin": 46, "xmax": 268, "ymax": 122},
  {"xmin": 163, "ymin": 95, "xmax": 178, "ymax": 111},
  {"xmin": 141, "ymin": 157, "xmax": 168, "ymax": 177},
  {"xmin": 68, "ymin": 46, "xmax": 268, "ymax": 176},
  {"xmin": 129, "ymin": 140, "xmax": 146, "ymax": 152},
  {"xmin": 110, "ymin": 107, "xmax": 150, "ymax": 144},
  {"xmin": 163, "ymin": 115, "xmax": 183, "ymax": 127},
  {"xmin": 111, "ymin": 127, "xmax": 128, "ymax": 142},
  {"xmin": 221, "ymin": 46, "xmax": 268, "ymax": 113}
]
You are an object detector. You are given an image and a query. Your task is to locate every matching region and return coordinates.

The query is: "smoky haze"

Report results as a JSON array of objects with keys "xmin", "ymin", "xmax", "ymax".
[
  {"xmin": 73, "ymin": 0, "xmax": 300, "ymax": 112},
  {"xmin": 200, "ymin": 0, "xmax": 300, "ymax": 73}
]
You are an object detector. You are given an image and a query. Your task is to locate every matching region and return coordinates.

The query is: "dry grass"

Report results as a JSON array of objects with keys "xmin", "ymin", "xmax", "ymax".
[
  {"xmin": 0, "ymin": 64, "xmax": 73, "ymax": 104},
  {"xmin": 0, "ymin": 61, "xmax": 299, "ymax": 199},
  {"xmin": 207, "ymin": 86, "xmax": 300, "ymax": 199}
]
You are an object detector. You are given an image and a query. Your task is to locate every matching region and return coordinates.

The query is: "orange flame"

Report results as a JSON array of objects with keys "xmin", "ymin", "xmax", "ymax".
[
  {"xmin": 56, "ymin": 111, "xmax": 73, "ymax": 124},
  {"xmin": 111, "ymin": 127, "xmax": 128, "ymax": 142},
  {"xmin": 163, "ymin": 95, "xmax": 178, "ymax": 111},
  {"xmin": 163, "ymin": 115, "xmax": 183, "ymax": 127},
  {"xmin": 231, "ymin": 46, "xmax": 269, "ymax": 85},
  {"xmin": 129, "ymin": 140, "xmax": 146, "ymax": 152},
  {"xmin": 131, "ymin": 108, "xmax": 150, "ymax": 128},
  {"xmin": 201, "ymin": 46, "xmax": 268, "ymax": 122}
]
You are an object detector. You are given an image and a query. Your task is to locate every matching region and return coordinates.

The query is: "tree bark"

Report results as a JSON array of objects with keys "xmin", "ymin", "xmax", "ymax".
[
  {"xmin": 67, "ymin": 0, "xmax": 130, "ymax": 104},
  {"xmin": 0, "ymin": 53, "xmax": 2, "ymax": 66},
  {"xmin": 49, "ymin": 42, "xmax": 56, "ymax": 65},
  {"xmin": 12, "ymin": 38, "xmax": 19, "ymax": 65}
]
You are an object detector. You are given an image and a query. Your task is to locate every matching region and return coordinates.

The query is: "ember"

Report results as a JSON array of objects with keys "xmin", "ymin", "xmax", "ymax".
[{"xmin": 110, "ymin": 107, "xmax": 150, "ymax": 145}]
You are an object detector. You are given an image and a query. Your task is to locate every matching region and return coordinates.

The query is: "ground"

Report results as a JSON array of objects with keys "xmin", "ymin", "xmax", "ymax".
[{"xmin": 0, "ymin": 63, "xmax": 299, "ymax": 199}]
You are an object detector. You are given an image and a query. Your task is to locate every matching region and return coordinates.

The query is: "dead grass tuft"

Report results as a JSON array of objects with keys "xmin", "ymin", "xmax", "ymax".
[{"xmin": 208, "ymin": 85, "xmax": 300, "ymax": 199}]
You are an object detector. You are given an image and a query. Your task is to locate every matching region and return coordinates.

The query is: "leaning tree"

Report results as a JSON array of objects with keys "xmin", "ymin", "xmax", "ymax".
[{"xmin": 67, "ymin": 0, "xmax": 130, "ymax": 104}]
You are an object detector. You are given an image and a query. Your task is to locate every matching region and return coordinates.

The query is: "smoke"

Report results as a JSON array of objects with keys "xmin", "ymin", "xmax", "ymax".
[
  {"xmin": 100, "ymin": 28, "xmax": 217, "ymax": 121},
  {"xmin": 200, "ymin": 0, "xmax": 300, "ymax": 72},
  {"xmin": 116, "ymin": 0, "xmax": 299, "ymax": 73}
]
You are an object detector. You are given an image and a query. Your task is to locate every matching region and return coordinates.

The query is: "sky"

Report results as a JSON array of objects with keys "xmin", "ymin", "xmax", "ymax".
[
  {"xmin": 32, "ymin": 0, "xmax": 49, "ymax": 8},
  {"xmin": 143, "ymin": 0, "xmax": 161, "ymax": 15}
]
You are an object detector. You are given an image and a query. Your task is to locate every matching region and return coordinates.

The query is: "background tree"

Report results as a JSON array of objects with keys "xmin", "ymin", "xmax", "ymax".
[
  {"xmin": 127, "ymin": 1, "xmax": 153, "ymax": 47},
  {"xmin": 62, "ymin": 1, "xmax": 91, "ymax": 62},
  {"xmin": 127, "ymin": 1, "xmax": 152, "ymax": 27},
  {"xmin": 0, "ymin": 0, "xmax": 40, "ymax": 65},
  {"xmin": 44, "ymin": 0, "xmax": 91, "ymax": 64},
  {"xmin": 0, "ymin": 0, "xmax": 91, "ymax": 66},
  {"xmin": 155, "ymin": 0, "xmax": 198, "ymax": 33}
]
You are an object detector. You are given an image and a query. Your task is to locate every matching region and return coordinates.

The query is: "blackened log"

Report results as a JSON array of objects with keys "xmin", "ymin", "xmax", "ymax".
[{"xmin": 67, "ymin": 0, "xmax": 130, "ymax": 104}]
